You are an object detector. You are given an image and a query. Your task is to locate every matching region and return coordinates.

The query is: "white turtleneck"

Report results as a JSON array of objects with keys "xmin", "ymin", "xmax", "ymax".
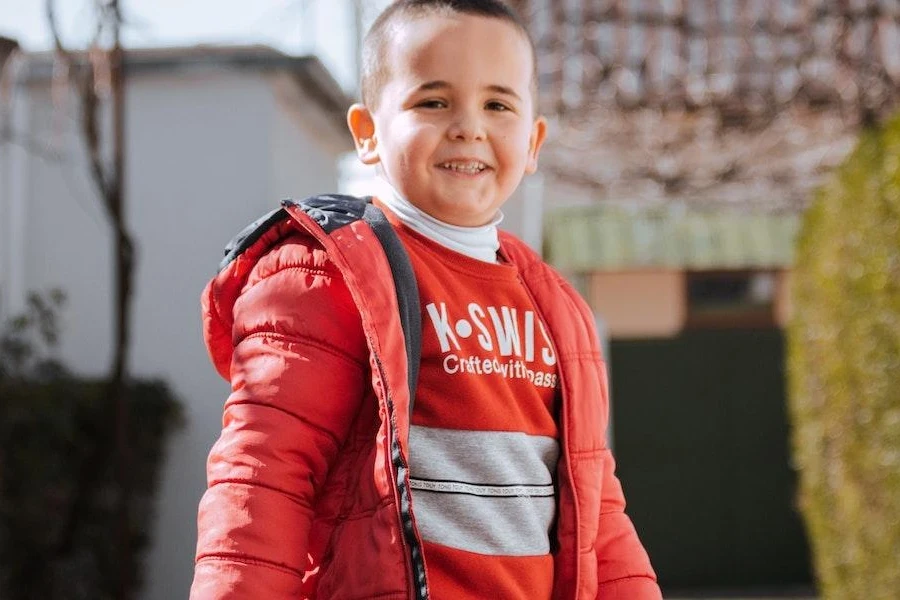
[{"xmin": 376, "ymin": 180, "xmax": 503, "ymax": 264}]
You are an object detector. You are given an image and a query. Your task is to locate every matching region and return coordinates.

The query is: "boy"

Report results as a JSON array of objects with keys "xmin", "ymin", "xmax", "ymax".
[{"xmin": 191, "ymin": 1, "xmax": 660, "ymax": 598}]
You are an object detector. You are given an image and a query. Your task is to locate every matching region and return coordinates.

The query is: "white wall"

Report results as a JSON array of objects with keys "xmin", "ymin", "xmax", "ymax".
[
  {"xmin": 0, "ymin": 53, "xmax": 31, "ymax": 322},
  {"xmin": 15, "ymin": 68, "xmax": 344, "ymax": 599},
  {"xmin": 22, "ymin": 80, "xmax": 114, "ymax": 373},
  {"xmin": 269, "ymin": 75, "xmax": 346, "ymax": 201}
]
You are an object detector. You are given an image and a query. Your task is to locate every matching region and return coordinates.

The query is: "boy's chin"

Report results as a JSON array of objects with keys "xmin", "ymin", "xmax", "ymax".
[{"xmin": 431, "ymin": 204, "xmax": 502, "ymax": 228}]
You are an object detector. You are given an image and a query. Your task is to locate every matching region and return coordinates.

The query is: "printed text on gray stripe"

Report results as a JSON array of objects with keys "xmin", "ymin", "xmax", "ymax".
[{"xmin": 408, "ymin": 426, "xmax": 559, "ymax": 556}]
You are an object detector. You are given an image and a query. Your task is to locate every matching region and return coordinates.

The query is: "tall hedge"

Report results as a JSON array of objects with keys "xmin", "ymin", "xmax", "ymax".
[
  {"xmin": 788, "ymin": 114, "xmax": 900, "ymax": 599},
  {"xmin": 0, "ymin": 379, "xmax": 183, "ymax": 599},
  {"xmin": 0, "ymin": 292, "xmax": 184, "ymax": 599}
]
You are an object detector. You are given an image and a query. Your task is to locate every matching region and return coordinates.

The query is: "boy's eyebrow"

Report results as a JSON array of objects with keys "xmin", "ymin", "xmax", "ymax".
[
  {"xmin": 416, "ymin": 80, "xmax": 451, "ymax": 92},
  {"xmin": 415, "ymin": 80, "xmax": 522, "ymax": 102},
  {"xmin": 486, "ymin": 84, "xmax": 522, "ymax": 101}
]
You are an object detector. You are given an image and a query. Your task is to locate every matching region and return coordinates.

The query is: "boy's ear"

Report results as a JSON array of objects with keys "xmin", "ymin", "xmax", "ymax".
[
  {"xmin": 347, "ymin": 103, "xmax": 380, "ymax": 165},
  {"xmin": 525, "ymin": 115, "xmax": 548, "ymax": 175}
]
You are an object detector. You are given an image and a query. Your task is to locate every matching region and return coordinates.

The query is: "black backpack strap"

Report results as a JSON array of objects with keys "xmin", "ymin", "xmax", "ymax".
[
  {"xmin": 359, "ymin": 201, "xmax": 422, "ymax": 413},
  {"xmin": 219, "ymin": 207, "xmax": 289, "ymax": 272}
]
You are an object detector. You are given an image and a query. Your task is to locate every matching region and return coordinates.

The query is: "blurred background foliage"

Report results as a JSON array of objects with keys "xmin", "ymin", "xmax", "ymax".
[
  {"xmin": 788, "ymin": 112, "xmax": 900, "ymax": 600},
  {"xmin": 0, "ymin": 290, "xmax": 184, "ymax": 600}
]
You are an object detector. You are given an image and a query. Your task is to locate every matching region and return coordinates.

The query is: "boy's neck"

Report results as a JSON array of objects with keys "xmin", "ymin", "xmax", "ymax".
[{"xmin": 376, "ymin": 178, "xmax": 502, "ymax": 264}]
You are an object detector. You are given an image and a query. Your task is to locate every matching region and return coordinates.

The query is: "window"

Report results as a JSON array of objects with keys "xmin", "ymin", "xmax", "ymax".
[{"xmin": 686, "ymin": 270, "xmax": 777, "ymax": 329}]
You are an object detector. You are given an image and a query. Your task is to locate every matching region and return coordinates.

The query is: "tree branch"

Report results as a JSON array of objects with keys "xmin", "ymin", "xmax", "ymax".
[{"xmin": 47, "ymin": 0, "xmax": 112, "ymax": 204}]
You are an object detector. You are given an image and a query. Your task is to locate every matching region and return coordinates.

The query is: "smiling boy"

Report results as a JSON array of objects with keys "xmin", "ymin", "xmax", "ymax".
[{"xmin": 191, "ymin": 1, "xmax": 660, "ymax": 599}]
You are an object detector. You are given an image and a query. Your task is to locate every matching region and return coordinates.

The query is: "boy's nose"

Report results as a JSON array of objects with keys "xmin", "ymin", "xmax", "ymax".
[{"xmin": 447, "ymin": 110, "xmax": 486, "ymax": 141}]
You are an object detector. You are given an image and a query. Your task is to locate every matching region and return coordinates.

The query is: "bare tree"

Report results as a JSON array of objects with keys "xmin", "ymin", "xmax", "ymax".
[
  {"xmin": 46, "ymin": 1, "xmax": 136, "ymax": 597},
  {"xmin": 0, "ymin": 37, "xmax": 17, "ymax": 70}
]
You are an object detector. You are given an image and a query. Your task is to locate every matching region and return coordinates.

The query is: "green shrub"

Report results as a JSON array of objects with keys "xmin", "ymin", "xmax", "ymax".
[
  {"xmin": 788, "ymin": 114, "xmax": 900, "ymax": 600},
  {"xmin": 0, "ymin": 293, "xmax": 184, "ymax": 599},
  {"xmin": 0, "ymin": 379, "xmax": 183, "ymax": 600}
]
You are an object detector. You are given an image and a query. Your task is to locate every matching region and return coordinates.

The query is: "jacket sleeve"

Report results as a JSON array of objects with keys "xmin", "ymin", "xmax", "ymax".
[
  {"xmin": 190, "ymin": 240, "xmax": 368, "ymax": 599},
  {"xmin": 594, "ymin": 448, "xmax": 662, "ymax": 599}
]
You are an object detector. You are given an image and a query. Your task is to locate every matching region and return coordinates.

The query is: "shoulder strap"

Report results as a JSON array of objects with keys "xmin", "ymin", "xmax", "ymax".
[
  {"xmin": 219, "ymin": 207, "xmax": 289, "ymax": 272},
  {"xmin": 357, "ymin": 201, "xmax": 422, "ymax": 410},
  {"xmin": 218, "ymin": 194, "xmax": 422, "ymax": 410}
]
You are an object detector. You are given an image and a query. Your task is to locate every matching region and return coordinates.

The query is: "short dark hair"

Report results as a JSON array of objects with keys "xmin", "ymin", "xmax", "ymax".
[{"xmin": 360, "ymin": 0, "xmax": 536, "ymax": 109}]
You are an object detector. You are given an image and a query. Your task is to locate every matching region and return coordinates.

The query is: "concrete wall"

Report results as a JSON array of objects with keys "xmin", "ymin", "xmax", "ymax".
[{"xmin": 9, "ymin": 69, "xmax": 343, "ymax": 599}]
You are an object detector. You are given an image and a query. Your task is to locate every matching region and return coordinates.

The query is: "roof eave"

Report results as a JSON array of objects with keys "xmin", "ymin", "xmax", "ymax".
[{"xmin": 18, "ymin": 45, "xmax": 353, "ymax": 137}]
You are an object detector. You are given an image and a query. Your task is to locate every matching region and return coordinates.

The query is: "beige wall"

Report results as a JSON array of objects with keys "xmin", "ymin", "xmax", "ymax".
[
  {"xmin": 775, "ymin": 270, "xmax": 793, "ymax": 328},
  {"xmin": 589, "ymin": 270, "xmax": 686, "ymax": 339}
]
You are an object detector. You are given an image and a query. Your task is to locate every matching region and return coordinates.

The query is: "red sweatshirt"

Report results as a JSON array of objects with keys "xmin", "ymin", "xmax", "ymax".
[{"xmin": 394, "ymin": 221, "xmax": 559, "ymax": 599}]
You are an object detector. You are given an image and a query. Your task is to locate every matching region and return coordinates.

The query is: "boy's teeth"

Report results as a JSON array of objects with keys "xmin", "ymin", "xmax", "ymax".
[{"xmin": 440, "ymin": 161, "xmax": 486, "ymax": 173}]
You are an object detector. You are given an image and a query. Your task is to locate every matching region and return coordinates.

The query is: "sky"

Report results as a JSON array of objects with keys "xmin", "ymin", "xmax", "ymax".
[{"xmin": 0, "ymin": 0, "xmax": 372, "ymax": 90}]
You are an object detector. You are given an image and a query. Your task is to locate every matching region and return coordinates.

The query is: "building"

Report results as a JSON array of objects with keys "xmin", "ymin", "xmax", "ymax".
[{"xmin": 0, "ymin": 44, "xmax": 351, "ymax": 599}]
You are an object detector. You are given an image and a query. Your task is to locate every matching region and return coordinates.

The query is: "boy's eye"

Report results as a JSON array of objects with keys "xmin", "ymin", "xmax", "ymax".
[
  {"xmin": 416, "ymin": 99, "xmax": 447, "ymax": 109},
  {"xmin": 486, "ymin": 101, "xmax": 511, "ymax": 112}
]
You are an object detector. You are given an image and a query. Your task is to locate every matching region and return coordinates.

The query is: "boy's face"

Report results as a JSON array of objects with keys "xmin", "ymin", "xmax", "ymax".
[{"xmin": 349, "ymin": 13, "xmax": 547, "ymax": 227}]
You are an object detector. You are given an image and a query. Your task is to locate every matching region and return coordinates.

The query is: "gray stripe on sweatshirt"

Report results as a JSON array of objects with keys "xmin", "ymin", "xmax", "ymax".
[{"xmin": 408, "ymin": 425, "xmax": 559, "ymax": 556}]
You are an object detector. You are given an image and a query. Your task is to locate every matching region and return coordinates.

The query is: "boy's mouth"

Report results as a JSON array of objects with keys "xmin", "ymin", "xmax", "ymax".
[{"xmin": 437, "ymin": 160, "xmax": 489, "ymax": 175}]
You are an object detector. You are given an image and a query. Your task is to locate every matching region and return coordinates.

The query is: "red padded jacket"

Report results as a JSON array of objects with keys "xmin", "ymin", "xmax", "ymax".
[{"xmin": 191, "ymin": 197, "xmax": 660, "ymax": 599}]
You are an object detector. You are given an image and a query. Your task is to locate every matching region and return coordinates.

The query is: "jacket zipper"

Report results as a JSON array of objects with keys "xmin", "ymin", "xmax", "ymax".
[
  {"xmin": 284, "ymin": 202, "xmax": 429, "ymax": 598},
  {"xmin": 373, "ymin": 353, "xmax": 429, "ymax": 600}
]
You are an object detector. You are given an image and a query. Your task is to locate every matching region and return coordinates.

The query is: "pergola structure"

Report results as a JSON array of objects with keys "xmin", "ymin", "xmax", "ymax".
[{"xmin": 508, "ymin": 0, "xmax": 900, "ymax": 213}]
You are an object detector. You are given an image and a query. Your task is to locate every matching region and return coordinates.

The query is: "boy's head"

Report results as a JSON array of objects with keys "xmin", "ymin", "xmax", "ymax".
[
  {"xmin": 348, "ymin": 0, "xmax": 548, "ymax": 227},
  {"xmin": 360, "ymin": 0, "xmax": 537, "ymax": 110}
]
